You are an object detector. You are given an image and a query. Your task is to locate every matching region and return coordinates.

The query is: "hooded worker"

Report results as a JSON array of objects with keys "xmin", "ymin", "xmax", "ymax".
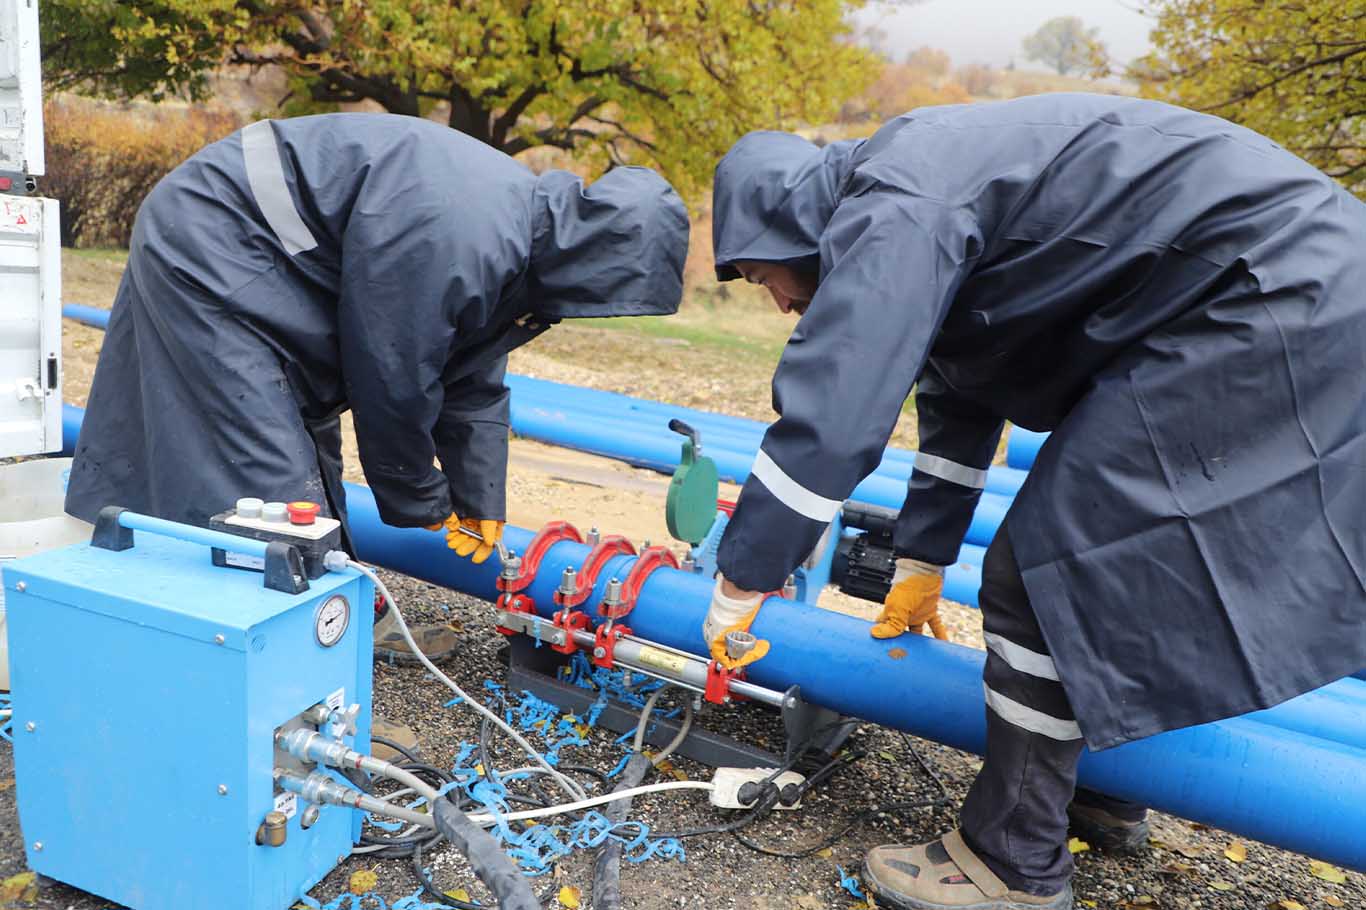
[
  {"xmin": 702, "ymin": 94, "xmax": 1366, "ymax": 910},
  {"xmin": 65, "ymin": 113, "xmax": 689, "ymax": 721}
]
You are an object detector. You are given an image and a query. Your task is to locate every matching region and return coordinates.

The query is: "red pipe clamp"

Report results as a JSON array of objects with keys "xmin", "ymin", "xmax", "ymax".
[
  {"xmin": 493, "ymin": 521, "xmax": 582, "ymax": 636},
  {"xmin": 546, "ymin": 535, "xmax": 636, "ymax": 654},
  {"xmin": 592, "ymin": 545, "xmax": 679, "ymax": 669}
]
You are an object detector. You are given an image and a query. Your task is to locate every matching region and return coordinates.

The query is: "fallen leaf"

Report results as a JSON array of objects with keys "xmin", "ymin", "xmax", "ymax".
[
  {"xmin": 1323, "ymin": 895, "xmax": 1344, "ymax": 907},
  {"xmin": 348, "ymin": 869, "xmax": 378, "ymax": 895},
  {"xmin": 1080, "ymin": 902, "xmax": 1097, "ymax": 909},
  {"xmin": 1269, "ymin": 901, "xmax": 1306, "ymax": 910},
  {"xmin": 816, "ymin": 847, "xmax": 833, "ymax": 859},
  {"xmin": 878, "ymin": 751, "xmax": 897, "ymax": 762},
  {"xmin": 445, "ymin": 889, "xmax": 472, "ymax": 902},
  {"xmin": 1309, "ymin": 860, "xmax": 1347, "ymax": 884},
  {"xmin": 1067, "ymin": 837, "xmax": 1091, "ymax": 854},
  {"xmin": 1209, "ymin": 881, "xmax": 1236, "ymax": 892},
  {"xmin": 0, "ymin": 778, "xmax": 14, "ymax": 792},
  {"xmin": 1160, "ymin": 861, "xmax": 1195, "ymax": 876},
  {"xmin": 888, "ymin": 648, "xmax": 907, "ymax": 660},
  {"xmin": 1224, "ymin": 841, "xmax": 1248, "ymax": 863},
  {"xmin": 0, "ymin": 872, "xmax": 38, "ymax": 903},
  {"xmin": 558, "ymin": 885, "xmax": 582, "ymax": 908},
  {"xmin": 1172, "ymin": 842, "xmax": 1205, "ymax": 858}
]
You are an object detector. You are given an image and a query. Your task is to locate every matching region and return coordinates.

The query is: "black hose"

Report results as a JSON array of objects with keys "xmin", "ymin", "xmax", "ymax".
[
  {"xmin": 432, "ymin": 797, "xmax": 541, "ymax": 910},
  {"xmin": 590, "ymin": 752, "xmax": 653, "ymax": 910}
]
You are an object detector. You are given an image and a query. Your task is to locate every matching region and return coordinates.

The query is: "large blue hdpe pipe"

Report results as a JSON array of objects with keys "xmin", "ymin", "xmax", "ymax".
[
  {"xmin": 57, "ymin": 405, "xmax": 1366, "ymax": 869},
  {"xmin": 62, "ymin": 303, "xmax": 110, "ymax": 330},
  {"xmin": 1006, "ymin": 427, "xmax": 1049, "ymax": 470},
  {"xmin": 338, "ymin": 502, "xmax": 1366, "ymax": 871},
  {"xmin": 59, "ymin": 303, "xmax": 1020, "ymax": 553}
]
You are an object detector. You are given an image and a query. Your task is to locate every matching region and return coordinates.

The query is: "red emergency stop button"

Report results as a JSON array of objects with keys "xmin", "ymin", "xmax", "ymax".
[{"xmin": 287, "ymin": 501, "xmax": 320, "ymax": 525}]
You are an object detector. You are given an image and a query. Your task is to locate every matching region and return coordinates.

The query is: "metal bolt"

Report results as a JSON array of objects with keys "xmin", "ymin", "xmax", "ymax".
[
  {"xmin": 586, "ymin": 527, "xmax": 601, "ymax": 546},
  {"xmin": 337, "ymin": 854, "xmax": 347, "ymax": 865},
  {"xmin": 14, "ymin": 581, "xmax": 25, "ymax": 592},
  {"xmin": 642, "ymin": 539, "xmax": 652, "ymax": 550},
  {"xmin": 593, "ymin": 647, "xmax": 607, "ymax": 659},
  {"xmin": 32, "ymin": 842, "xmax": 42, "ymax": 852},
  {"xmin": 217, "ymin": 784, "xmax": 228, "ymax": 796},
  {"xmin": 24, "ymin": 722, "xmax": 35, "ymax": 732},
  {"xmin": 558, "ymin": 566, "xmax": 577, "ymax": 596},
  {"xmin": 214, "ymin": 633, "xmax": 226, "ymax": 645}
]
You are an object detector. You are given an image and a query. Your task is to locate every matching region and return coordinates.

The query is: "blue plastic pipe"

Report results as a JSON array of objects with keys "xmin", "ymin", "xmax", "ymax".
[
  {"xmin": 57, "ymin": 405, "xmax": 1366, "ymax": 869},
  {"xmin": 337, "ymin": 502, "xmax": 1366, "ymax": 871},
  {"xmin": 58, "ymin": 302, "xmax": 1028, "ymax": 506},
  {"xmin": 62, "ymin": 303, "xmax": 110, "ymax": 330},
  {"xmin": 1006, "ymin": 427, "xmax": 1049, "ymax": 470}
]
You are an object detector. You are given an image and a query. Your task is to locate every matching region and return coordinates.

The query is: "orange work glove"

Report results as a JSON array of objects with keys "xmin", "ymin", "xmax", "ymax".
[
  {"xmin": 701, "ymin": 576, "xmax": 771, "ymax": 670},
  {"xmin": 442, "ymin": 515, "xmax": 505, "ymax": 565},
  {"xmin": 871, "ymin": 558, "xmax": 948, "ymax": 640}
]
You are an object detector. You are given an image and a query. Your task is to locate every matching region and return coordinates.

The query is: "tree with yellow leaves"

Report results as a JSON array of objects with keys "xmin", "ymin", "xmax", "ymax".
[
  {"xmin": 40, "ymin": 0, "xmax": 879, "ymax": 200},
  {"xmin": 1138, "ymin": 0, "xmax": 1365, "ymax": 198}
]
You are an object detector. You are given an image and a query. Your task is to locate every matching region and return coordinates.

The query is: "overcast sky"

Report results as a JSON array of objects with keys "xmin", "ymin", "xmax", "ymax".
[{"xmin": 856, "ymin": 0, "xmax": 1154, "ymax": 71}]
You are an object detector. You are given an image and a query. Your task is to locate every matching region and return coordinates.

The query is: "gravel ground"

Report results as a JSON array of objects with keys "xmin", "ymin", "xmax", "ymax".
[{"xmin": 0, "ymin": 571, "xmax": 1360, "ymax": 910}]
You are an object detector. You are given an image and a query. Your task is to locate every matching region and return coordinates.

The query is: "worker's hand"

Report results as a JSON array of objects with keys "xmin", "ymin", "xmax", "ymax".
[
  {"xmin": 443, "ymin": 514, "xmax": 505, "ymax": 565},
  {"xmin": 872, "ymin": 558, "xmax": 948, "ymax": 640},
  {"xmin": 702, "ymin": 576, "xmax": 771, "ymax": 670}
]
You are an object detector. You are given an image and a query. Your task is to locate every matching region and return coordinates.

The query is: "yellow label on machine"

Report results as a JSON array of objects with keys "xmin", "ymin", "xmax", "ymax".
[{"xmin": 636, "ymin": 645, "xmax": 688, "ymax": 674}]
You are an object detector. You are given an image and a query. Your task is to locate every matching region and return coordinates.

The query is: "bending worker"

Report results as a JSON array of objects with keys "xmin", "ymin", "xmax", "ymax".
[
  {"xmin": 701, "ymin": 94, "xmax": 1366, "ymax": 910},
  {"xmin": 65, "ymin": 113, "xmax": 688, "ymax": 676}
]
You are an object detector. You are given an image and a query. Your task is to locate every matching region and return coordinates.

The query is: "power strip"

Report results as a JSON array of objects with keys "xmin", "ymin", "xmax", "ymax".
[{"xmin": 709, "ymin": 768, "xmax": 805, "ymax": 810}]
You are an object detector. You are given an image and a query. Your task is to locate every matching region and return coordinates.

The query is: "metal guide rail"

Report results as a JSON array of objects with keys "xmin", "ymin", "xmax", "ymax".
[{"xmin": 491, "ymin": 519, "xmax": 790, "ymax": 708}]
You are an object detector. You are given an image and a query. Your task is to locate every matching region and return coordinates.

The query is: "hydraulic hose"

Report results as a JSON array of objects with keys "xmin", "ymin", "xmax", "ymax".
[
  {"xmin": 432, "ymin": 797, "xmax": 541, "ymax": 910},
  {"xmin": 591, "ymin": 752, "xmax": 653, "ymax": 910}
]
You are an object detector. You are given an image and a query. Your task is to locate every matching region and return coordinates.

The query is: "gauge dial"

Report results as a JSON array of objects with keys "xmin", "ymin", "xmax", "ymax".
[{"xmin": 314, "ymin": 595, "xmax": 350, "ymax": 648}]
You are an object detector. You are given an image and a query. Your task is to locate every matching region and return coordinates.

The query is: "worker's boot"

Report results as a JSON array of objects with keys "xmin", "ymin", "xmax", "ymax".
[
  {"xmin": 372, "ymin": 600, "xmax": 460, "ymax": 664},
  {"xmin": 863, "ymin": 830, "xmax": 1072, "ymax": 910},
  {"xmin": 371, "ymin": 716, "xmax": 421, "ymax": 764},
  {"xmin": 1066, "ymin": 792, "xmax": 1150, "ymax": 855}
]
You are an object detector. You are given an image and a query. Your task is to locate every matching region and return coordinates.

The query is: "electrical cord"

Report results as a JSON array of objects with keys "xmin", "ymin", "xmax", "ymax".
[{"xmin": 343, "ymin": 558, "xmax": 587, "ymax": 803}]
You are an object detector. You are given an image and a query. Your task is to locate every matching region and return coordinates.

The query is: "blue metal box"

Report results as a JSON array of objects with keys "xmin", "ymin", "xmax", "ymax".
[{"xmin": 4, "ymin": 516, "xmax": 373, "ymax": 910}]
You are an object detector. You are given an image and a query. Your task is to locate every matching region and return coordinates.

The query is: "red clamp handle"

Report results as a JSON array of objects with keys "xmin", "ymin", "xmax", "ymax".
[
  {"xmin": 704, "ymin": 660, "xmax": 745, "ymax": 705},
  {"xmin": 493, "ymin": 592, "xmax": 537, "ymax": 636},
  {"xmin": 554, "ymin": 535, "xmax": 637, "ymax": 610},
  {"xmin": 497, "ymin": 520, "xmax": 582, "ymax": 594},
  {"xmin": 550, "ymin": 609, "xmax": 590, "ymax": 655},
  {"xmin": 600, "ymin": 546, "xmax": 679, "ymax": 620},
  {"xmin": 593, "ymin": 621, "xmax": 632, "ymax": 669}
]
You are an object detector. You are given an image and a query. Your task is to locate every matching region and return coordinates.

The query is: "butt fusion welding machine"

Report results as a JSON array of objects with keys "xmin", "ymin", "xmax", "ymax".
[
  {"xmin": 5, "ymin": 499, "xmax": 373, "ymax": 910},
  {"xmin": 491, "ymin": 421, "xmax": 897, "ymax": 771}
]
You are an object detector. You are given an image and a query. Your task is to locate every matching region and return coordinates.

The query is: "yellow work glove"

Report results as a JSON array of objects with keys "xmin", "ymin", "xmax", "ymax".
[
  {"xmin": 701, "ymin": 577, "xmax": 771, "ymax": 670},
  {"xmin": 443, "ymin": 515, "xmax": 505, "ymax": 565},
  {"xmin": 871, "ymin": 558, "xmax": 948, "ymax": 640}
]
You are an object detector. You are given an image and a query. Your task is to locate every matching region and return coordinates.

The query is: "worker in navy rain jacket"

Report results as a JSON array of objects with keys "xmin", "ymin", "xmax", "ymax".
[
  {"xmin": 65, "ymin": 113, "xmax": 688, "ymax": 682},
  {"xmin": 700, "ymin": 94, "xmax": 1366, "ymax": 910}
]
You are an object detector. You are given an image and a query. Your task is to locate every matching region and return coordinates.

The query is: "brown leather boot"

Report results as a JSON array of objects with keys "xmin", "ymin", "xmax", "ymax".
[
  {"xmin": 863, "ymin": 829, "xmax": 1073, "ymax": 910},
  {"xmin": 370, "ymin": 716, "xmax": 421, "ymax": 764},
  {"xmin": 372, "ymin": 605, "xmax": 460, "ymax": 664}
]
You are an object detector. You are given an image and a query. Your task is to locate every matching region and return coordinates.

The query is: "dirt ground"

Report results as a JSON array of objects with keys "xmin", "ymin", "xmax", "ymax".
[{"xmin": 8, "ymin": 250, "xmax": 1361, "ymax": 909}]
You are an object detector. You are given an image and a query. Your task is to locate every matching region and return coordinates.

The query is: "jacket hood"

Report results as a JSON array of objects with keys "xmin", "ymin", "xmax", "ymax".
[
  {"xmin": 529, "ymin": 166, "xmax": 689, "ymax": 319},
  {"xmin": 712, "ymin": 132, "xmax": 862, "ymax": 280}
]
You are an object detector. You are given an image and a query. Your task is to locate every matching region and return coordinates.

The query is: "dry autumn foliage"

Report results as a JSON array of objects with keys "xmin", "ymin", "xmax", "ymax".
[{"xmin": 42, "ymin": 96, "xmax": 240, "ymax": 247}]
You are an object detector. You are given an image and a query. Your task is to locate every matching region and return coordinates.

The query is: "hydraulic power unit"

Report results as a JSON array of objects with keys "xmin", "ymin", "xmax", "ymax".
[{"xmin": 4, "ymin": 507, "xmax": 373, "ymax": 910}]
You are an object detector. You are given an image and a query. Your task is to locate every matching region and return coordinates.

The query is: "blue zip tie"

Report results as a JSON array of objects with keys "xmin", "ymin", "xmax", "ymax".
[{"xmin": 837, "ymin": 865, "xmax": 868, "ymax": 900}]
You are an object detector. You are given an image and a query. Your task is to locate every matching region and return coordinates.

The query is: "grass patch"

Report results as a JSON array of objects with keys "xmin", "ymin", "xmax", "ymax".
[{"xmin": 65, "ymin": 247, "xmax": 129, "ymax": 264}]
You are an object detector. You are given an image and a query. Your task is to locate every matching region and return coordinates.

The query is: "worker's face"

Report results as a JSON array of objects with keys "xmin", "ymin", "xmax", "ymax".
[{"xmin": 735, "ymin": 262, "xmax": 819, "ymax": 316}]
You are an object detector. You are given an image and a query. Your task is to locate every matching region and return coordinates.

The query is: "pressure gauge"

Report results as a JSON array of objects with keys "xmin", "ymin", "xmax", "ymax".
[{"xmin": 314, "ymin": 595, "xmax": 350, "ymax": 648}]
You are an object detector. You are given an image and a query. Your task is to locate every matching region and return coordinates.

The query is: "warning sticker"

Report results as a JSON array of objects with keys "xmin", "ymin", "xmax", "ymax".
[
  {"xmin": 0, "ymin": 198, "xmax": 39, "ymax": 235},
  {"xmin": 225, "ymin": 552, "xmax": 266, "ymax": 571},
  {"xmin": 273, "ymin": 791, "xmax": 298, "ymax": 819},
  {"xmin": 325, "ymin": 686, "xmax": 345, "ymax": 712},
  {"xmin": 636, "ymin": 646, "xmax": 688, "ymax": 674}
]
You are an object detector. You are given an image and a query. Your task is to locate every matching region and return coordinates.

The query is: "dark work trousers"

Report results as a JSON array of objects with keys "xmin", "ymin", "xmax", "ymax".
[{"xmin": 958, "ymin": 526, "xmax": 1147, "ymax": 896}]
